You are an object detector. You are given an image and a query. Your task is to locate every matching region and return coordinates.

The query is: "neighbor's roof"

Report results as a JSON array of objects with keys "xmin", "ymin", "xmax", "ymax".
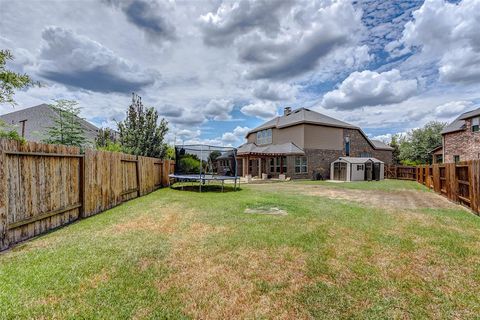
[
  {"xmin": 442, "ymin": 107, "xmax": 480, "ymax": 134},
  {"xmin": 248, "ymin": 107, "xmax": 358, "ymax": 134},
  {"xmin": 237, "ymin": 142, "xmax": 305, "ymax": 156},
  {"xmin": 370, "ymin": 139, "xmax": 393, "ymax": 150},
  {"xmin": 335, "ymin": 157, "xmax": 384, "ymax": 164},
  {"xmin": 0, "ymin": 104, "xmax": 99, "ymax": 142}
]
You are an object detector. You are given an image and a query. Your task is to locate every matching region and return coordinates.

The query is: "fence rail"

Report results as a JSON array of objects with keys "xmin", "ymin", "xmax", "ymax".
[
  {"xmin": 0, "ymin": 139, "xmax": 174, "ymax": 250},
  {"xmin": 415, "ymin": 161, "xmax": 480, "ymax": 215}
]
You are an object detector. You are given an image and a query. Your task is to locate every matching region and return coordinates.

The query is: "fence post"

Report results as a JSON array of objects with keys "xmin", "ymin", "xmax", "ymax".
[
  {"xmin": 78, "ymin": 155, "xmax": 86, "ymax": 219},
  {"xmin": 0, "ymin": 140, "xmax": 8, "ymax": 250},
  {"xmin": 136, "ymin": 156, "xmax": 141, "ymax": 197}
]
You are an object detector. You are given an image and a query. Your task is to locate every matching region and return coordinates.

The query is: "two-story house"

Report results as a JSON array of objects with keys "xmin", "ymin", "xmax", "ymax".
[
  {"xmin": 237, "ymin": 107, "xmax": 393, "ymax": 179},
  {"xmin": 438, "ymin": 107, "xmax": 480, "ymax": 163}
]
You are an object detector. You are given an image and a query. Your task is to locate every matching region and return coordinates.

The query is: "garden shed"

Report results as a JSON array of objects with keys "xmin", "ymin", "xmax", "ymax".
[{"xmin": 330, "ymin": 157, "xmax": 384, "ymax": 181}]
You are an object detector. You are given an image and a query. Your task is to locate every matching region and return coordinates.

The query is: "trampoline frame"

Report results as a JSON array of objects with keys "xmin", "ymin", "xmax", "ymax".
[{"xmin": 170, "ymin": 145, "xmax": 239, "ymax": 192}]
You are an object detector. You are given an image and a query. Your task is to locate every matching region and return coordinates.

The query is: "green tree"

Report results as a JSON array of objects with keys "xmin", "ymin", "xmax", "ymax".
[
  {"xmin": 398, "ymin": 121, "xmax": 446, "ymax": 165},
  {"xmin": 165, "ymin": 145, "xmax": 175, "ymax": 160},
  {"xmin": 0, "ymin": 50, "xmax": 34, "ymax": 105},
  {"xmin": 0, "ymin": 119, "xmax": 25, "ymax": 142},
  {"xmin": 389, "ymin": 134, "xmax": 403, "ymax": 164},
  {"xmin": 117, "ymin": 93, "xmax": 169, "ymax": 158},
  {"xmin": 43, "ymin": 100, "xmax": 87, "ymax": 147},
  {"xmin": 95, "ymin": 127, "xmax": 122, "ymax": 152}
]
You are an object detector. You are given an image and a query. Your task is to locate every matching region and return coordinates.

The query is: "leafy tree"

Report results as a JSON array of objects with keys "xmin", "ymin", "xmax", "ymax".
[
  {"xmin": 43, "ymin": 100, "xmax": 87, "ymax": 147},
  {"xmin": 389, "ymin": 134, "xmax": 403, "ymax": 164},
  {"xmin": 398, "ymin": 121, "xmax": 446, "ymax": 165},
  {"xmin": 95, "ymin": 127, "xmax": 122, "ymax": 152},
  {"xmin": 0, "ymin": 50, "xmax": 34, "ymax": 105},
  {"xmin": 0, "ymin": 119, "xmax": 25, "ymax": 142},
  {"xmin": 165, "ymin": 145, "xmax": 175, "ymax": 160},
  {"xmin": 178, "ymin": 154, "xmax": 201, "ymax": 174},
  {"xmin": 117, "ymin": 93, "xmax": 169, "ymax": 158}
]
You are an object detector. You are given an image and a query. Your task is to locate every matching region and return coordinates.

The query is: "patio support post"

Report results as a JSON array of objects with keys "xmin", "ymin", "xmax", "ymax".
[
  {"xmin": 258, "ymin": 158, "xmax": 262, "ymax": 178},
  {"xmin": 243, "ymin": 157, "xmax": 247, "ymax": 177}
]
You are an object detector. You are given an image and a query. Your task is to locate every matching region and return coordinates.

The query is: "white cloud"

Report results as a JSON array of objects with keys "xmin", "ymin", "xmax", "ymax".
[
  {"xmin": 38, "ymin": 26, "xmax": 156, "ymax": 93},
  {"xmin": 434, "ymin": 100, "xmax": 474, "ymax": 119},
  {"xmin": 240, "ymin": 101, "xmax": 278, "ymax": 119},
  {"xmin": 322, "ymin": 69, "xmax": 418, "ymax": 110},
  {"xmin": 391, "ymin": 0, "xmax": 480, "ymax": 83},
  {"xmin": 204, "ymin": 99, "xmax": 234, "ymax": 120},
  {"xmin": 252, "ymin": 82, "xmax": 297, "ymax": 101}
]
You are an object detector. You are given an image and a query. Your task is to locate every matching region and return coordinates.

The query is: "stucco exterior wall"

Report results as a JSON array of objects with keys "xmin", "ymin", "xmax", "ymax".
[
  {"xmin": 304, "ymin": 124, "xmax": 343, "ymax": 150},
  {"xmin": 443, "ymin": 118, "xmax": 480, "ymax": 162},
  {"xmin": 273, "ymin": 125, "xmax": 304, "ymax": 147}
]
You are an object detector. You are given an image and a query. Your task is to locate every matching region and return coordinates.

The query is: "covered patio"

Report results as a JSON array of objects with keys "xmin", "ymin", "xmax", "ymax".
[{"xmin": 237, "ymin": 142, "xmax": 305, "ymax": 179}]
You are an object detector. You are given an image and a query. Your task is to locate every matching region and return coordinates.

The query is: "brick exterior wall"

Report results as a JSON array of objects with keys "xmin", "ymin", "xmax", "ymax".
[
  {"xmin": 238, "ymin": 128, "xmax": 393, "ymax": 179},
  {"xmin": 444, "ymin": 118, "xmax": 480, "ymax": 162}
]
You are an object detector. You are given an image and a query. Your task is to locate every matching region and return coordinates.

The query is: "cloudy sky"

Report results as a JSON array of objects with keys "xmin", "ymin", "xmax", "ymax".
[{"xmin": 1, "ymin": 0, "xmax": 479, "ymax": 146}]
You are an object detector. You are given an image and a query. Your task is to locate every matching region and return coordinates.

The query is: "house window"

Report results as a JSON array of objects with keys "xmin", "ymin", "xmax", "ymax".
[
  {"xmin": 345, "ymin": 141, "xmax": 350, "ymax": 156},
  {"xmin": 472, "ymin": 117, "xmax": 479, "ymax": 132},
  {"xmin": 357, "ymin": 165, "xmax": 364, "ymax": 170},
  {"xmin": 256, "ymin": 129, "xmax": 272, "ymax": 145},
  {"xmin": 360, "ymin": 152, "xmax": 371, "ymax": 158},
  {"xmin": 454, "ymin": 155, "xmax": 460, "ymax": 163},
  {"xmin": 295, "ymin": 157, "xmax": 307, "ymax": 173},
  {"xmin": 269, "ymin": 157, "xmax": 287, "ymax": 173}
]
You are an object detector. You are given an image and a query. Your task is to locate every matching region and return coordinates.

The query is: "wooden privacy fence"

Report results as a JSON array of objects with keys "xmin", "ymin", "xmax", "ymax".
[
  {"xmin": 416, "ymin": 161, "xmax": 480, "ymax": 215},
  {"xmin": 384, "ymin": 165, "xmax": 417, "ymax": 180},
  {"xmin": 0, "ymin": 139, "xmax": 174, "ymax": 250}
]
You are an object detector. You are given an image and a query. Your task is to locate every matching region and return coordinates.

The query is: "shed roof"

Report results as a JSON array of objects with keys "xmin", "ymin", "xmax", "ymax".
[{"xmin": 335, "ymin": 157, "xmax": 384, "ymax": 164}]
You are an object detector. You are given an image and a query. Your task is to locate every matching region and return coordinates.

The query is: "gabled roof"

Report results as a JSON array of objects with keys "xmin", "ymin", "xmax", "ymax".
[
  {"xmin": 336, "ymin": 157, "xmax": 384, "ymax": 164},
  {"xmin": 247, "ymin": 107, "xmax": 393, "ymax": 151},
  {"xmin": 237, "ymin": 142, "xmax": 305, "ymax": 156},
  {"xmin": 0, "ymin": 104, "xmax": 99, "ymax": 142},
  {"xmin": 442, "ymin": 107, "xmax": 480, "ymax": 134},
  {"xmin": 248, "ymin": 107, "xmax": 358, "ymax": 134}
]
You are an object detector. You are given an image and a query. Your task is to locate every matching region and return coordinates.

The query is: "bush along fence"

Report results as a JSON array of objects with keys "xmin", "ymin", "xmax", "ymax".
[
  {"xmin": 416, "ymin": 161, "xmax": 480, "ymax": 215},
  {"xmin": 0, "ymin": 139, "xmax": 174, "ymax": 250}
]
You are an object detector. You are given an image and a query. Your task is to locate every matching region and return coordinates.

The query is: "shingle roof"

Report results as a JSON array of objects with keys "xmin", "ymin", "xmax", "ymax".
[
  {"xmin": 336, "ymin": 157, "xmax": 384, "ymax": 164},
  {"xmin": 237, "ymin": 142, "xmax": 305, "ymax": 156},
  {"xmin": 247, "ymin": 107, "xmax": 393, "ymax": 151},
  {"xmin": 248, "ymin": 107, "xmax": 358, "ymax": 134},
  {"xmin": 441, "ymin": 107, "xmax": 480, "ymax": 134},
  {"xmin": 370, "ymin": 139, "xmax": 394, "ymax": 150},
  {"xmin": 0, "ymin": 104, "xmax": 99, "ymax": 143}
]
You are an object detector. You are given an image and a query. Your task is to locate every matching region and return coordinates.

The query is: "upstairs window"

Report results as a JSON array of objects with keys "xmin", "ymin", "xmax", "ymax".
[
  {"xmin": 256, "ymin": 129, "xmax": 272, "ymax": 145},
  {"xmin": 454, "ymin": 155, "xmax": 460, "ymax": 163},
  {"xmin": 472, "ymin": 117, "xmax": 479, "ymax": 132}
]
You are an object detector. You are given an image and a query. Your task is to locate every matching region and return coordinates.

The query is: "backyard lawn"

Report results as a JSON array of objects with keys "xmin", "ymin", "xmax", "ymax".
[{"xmin": 1, "ymin": 180, "xmax": 480, "ymax": 319}]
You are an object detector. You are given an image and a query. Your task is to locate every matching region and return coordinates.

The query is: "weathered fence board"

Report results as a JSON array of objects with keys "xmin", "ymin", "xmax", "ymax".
[
  {"xmin": 0, "ymin": 139, "xmax": 174, "ymax": 250},
  {"xmin": 414, "ymin": 160, "xmax": 480, "ymax": 215},
  {"xmin": 384, "ymin": 165, "xmax": 417, "ymax": 180}
]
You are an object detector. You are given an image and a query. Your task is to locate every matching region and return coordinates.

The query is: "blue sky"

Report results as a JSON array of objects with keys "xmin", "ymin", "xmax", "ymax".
[{"xmin": 1, "ymin": 0, "xmax": 479, "ymax": 146}]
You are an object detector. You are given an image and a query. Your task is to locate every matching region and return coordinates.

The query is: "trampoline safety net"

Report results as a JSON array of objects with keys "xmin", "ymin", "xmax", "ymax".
[{"xmin": 170, "ymin": 145, "xmax": 239, "ymax": 191}]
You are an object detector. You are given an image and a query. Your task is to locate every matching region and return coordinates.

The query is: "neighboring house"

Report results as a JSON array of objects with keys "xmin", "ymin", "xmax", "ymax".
[
  {"xmin": 440, "ymin": 107, "xmax": 480, "ymax": 163},
  {"xmin": 430, "ymin": 145, "xmax": 443, "ymax": 164},
  {"xmin": 0, "ymin": 104, "xmax": 99, "ymax": 145},
  {"xmin": 237, "ymin": 107, "xmax": 393, "ymax": 179}
]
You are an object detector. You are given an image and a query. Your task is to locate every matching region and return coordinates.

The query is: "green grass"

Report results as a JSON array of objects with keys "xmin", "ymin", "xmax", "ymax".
[{"xmin": 1, "ymin": 181, "xmax": 479, "ymax": 319}]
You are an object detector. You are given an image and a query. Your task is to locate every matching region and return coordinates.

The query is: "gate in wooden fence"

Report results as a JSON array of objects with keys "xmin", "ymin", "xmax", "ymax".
[
  {"xmin": 384, "ymin": 165, "xmax": 417, "ymax": 180},
  {"xmin": 0, "ymin": 139, "xmax": 174, "ymax": 250},
  {"xmin": 415, "ymin": 161, "xmax": 480, "ymax": 215}
]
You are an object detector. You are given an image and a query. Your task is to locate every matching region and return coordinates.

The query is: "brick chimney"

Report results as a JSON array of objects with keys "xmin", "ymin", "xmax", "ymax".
[{"xmin": 284, "ymin": 107, "xmax": 292, "ymax": 116}]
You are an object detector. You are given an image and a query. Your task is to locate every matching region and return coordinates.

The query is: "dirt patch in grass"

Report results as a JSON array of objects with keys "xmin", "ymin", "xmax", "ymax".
[
  {"xmin": 251, "ymin": 183, "xmax": 460, "ymax": 211},
  {"xmin": 108, "ymin": 208, "xmax": 181, "ymax": 235},
  {"xmin": 244, "ymin": 207, "xmax": 287, "ymax": 215},
  {"xmin": 157, "ymin": 220, "xmax": 311, "ymax": 319}
]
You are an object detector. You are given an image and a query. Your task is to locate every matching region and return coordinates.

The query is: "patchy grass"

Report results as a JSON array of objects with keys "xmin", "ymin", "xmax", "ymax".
[
  {"xmin": 1, "ymin": 181, "xmax": 480, "ymax": 319},
  {"xmin": 295, "ymin": 178, "xmax": 427, "ymax": 191}
]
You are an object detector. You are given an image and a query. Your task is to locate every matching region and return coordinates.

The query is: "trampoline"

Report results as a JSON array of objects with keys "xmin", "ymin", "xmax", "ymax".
[{"xmin": 169, "ymin": 145, "xmax": 239, "ymax": 192}]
